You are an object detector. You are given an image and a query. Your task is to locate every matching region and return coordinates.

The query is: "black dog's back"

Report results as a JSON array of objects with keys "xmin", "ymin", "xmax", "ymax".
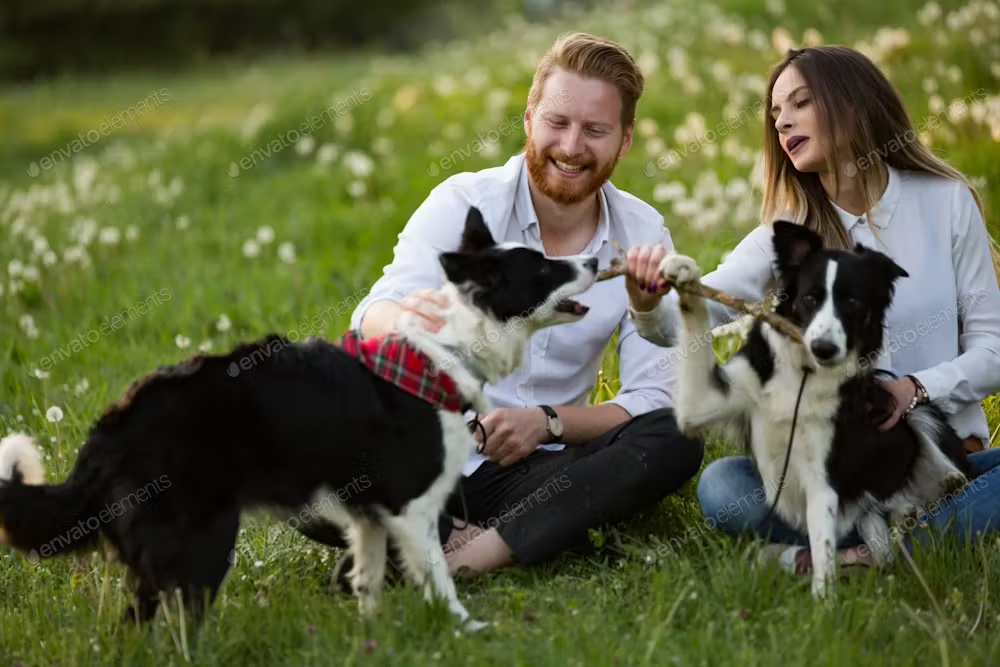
[
  {"xmin": 3, "ymin": 334, "xmax": 458, "ymax": 623},
  {"xmin": 824, "ymin": 373, "xmax": 973, "ymax": 507},
  {"xmin": 90, "ymin": 334, "xmax": 451, "ymax": 517}
]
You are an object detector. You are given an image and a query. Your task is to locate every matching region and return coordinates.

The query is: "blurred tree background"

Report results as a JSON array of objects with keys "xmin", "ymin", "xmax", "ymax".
[{"xmin": 0, "ymin": 0, "xmax": 602, "ymax": 82}]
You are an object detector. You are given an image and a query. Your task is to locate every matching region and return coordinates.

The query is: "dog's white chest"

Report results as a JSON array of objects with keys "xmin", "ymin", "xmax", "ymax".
[{"xmin": 751, "ymin": 368, "xmax": 841, "ymax": 530}]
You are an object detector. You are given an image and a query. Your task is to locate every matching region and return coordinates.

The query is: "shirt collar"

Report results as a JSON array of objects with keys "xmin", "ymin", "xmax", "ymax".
[
  {"xmin": 829, "ymin": 164, "xmax": 902, "ymax": 232},
  {"xmin": 513, "ymin": 157, "xmax": 610, "ymax": 251}
]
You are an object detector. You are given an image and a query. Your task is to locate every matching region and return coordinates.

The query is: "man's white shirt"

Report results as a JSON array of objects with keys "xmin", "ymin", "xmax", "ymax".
[{"xmin": 350, "ymin": 153, "xmax": 682, "ymax": 475}]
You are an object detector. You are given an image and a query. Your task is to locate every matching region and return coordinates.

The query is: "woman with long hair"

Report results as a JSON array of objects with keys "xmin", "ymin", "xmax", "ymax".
[{"xmin": 624, "ymin": 45, "xmax": 1000, "ymax": 574}]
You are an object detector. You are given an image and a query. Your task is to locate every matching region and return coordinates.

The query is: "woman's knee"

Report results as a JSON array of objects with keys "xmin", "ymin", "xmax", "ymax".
[{"xmin": 697, "ymin": 456, "xmax": 770, "ymax": 535}]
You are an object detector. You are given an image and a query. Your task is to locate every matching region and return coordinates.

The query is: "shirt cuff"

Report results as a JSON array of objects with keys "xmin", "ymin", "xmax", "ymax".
[{"xmin": 627, "ymin": 299, "xmax": 682, "ymax": 348}]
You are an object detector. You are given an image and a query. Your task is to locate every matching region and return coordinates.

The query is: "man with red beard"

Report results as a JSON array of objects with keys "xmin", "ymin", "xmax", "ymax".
[{"xmin": 336, "ymin": 32, "xmax": 703, "ymax": 582}]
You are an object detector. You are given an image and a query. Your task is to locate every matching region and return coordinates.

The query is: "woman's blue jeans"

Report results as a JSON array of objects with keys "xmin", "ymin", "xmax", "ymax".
[{"xmin": 697, "ymin": 448, "xmax": 1000, "ymax": 550}]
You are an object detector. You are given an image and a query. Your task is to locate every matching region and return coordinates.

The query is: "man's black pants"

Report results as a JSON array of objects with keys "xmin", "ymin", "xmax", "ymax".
[
  {"xmin": 439, "ymin": 407, "xmax": 704, "ymax": 564},
  {"xmin": 298, "ymin": 407, "xmax": 703, "ymax": 567}
]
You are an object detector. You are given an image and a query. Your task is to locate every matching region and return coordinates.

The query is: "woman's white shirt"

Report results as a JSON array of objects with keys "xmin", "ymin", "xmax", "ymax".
[{"xmin": 633, "ymin": 165, "xmax": 1000, "ymax": 446}]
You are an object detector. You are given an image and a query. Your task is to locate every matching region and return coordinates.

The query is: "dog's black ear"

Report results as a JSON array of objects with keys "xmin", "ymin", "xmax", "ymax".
[
  {"xmin": 854, "ymin": 244, "xmax": 909, "ymax": 282},
  {"xmin": 439, "ymin": 251, "xmax": 473, "ymax": 284},
  {"xmin": 772, "ymin": 220, "xmax": 822, "ymax": 275},
  {"xmin": 457, "ymin": 207, "xmax": 495, "ymax": 254},
  {"xmin": 439, "ymin": 251, "xmax": 500, "ymax": 290}
]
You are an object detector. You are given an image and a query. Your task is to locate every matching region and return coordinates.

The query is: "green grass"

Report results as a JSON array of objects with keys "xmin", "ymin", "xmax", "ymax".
[{"xmin": 1, "ymin": 0, "xmax": 1000, "ymax": 664}]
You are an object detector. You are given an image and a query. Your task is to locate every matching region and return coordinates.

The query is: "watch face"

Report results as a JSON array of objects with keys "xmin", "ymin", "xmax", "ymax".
[{"xmin": 550, "ymin": 418, "xmax": 564, "ymax": 437}]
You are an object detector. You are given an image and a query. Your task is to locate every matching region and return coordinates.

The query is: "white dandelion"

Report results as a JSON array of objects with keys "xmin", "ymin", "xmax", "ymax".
[
  {"xmin": 278, "ymin": 242, "xmax": 297, "ymax": 264},
  {"xmin": 98, "ymin": 226, "xmax": 121, "ymax": 245},
  {"xmin": 256, "ymin": 225, "xmax": 275, "ymax": 244},
  {"xmin": 73, "ymin": 378, "xmax": 89, "ymax": 395},
  {"xmin": 175, "ymin": 334, "xmax": 190, "ymax": 349},
  {"xmin": 125, "ymin": 225, "xmax": 139, "ymax": 241},
  {"xmin": 46, "ymin": 406, "xmax": 64, "ymax": 423},
  {"xmin": 295, "ymin": 135, "xmax": 316, "ymax": 156},
  {"xmin": 217, "ymin": 314, "xmax": 232, "ymax": 332},
  {"xmin": 242, "ymin": 239, "xmax": 260, "ymax": 259},
  {"xmin": 175, "ymin": 215, "xmax": 190, "ymax": 230},
  {"xmin": 19, "ymin": 314, "xmax": 39, "ymax": 339},
  {"xmin": 347, "ymin": 181, "xmax": 367, "ymax": 198}
]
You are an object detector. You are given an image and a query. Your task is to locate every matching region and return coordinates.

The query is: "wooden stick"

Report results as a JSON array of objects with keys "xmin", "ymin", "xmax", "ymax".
[{"xmin": 599, "ymin": 241, "xmax": 805, "ymax": 344}]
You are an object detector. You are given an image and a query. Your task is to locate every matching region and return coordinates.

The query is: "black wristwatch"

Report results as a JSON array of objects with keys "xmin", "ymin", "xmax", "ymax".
[{"xmin": 539, "ymin": 405, "xmax": 563, "ymax": 443}]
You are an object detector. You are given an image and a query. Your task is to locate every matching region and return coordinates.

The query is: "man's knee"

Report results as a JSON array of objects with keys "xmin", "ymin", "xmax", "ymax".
[{"xmin": 623, "ymin": 408, "xmax": 704, "ymax": 488}]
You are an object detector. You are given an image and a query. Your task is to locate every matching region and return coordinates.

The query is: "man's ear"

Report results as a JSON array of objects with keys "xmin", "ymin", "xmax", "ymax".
[
  {"xmin": 457, "ymin": 207, "xmax": 495, "ymax": 254},
  {"xmin": 772, "ymin": 220, "xmax": 823, "ymax": 276}
]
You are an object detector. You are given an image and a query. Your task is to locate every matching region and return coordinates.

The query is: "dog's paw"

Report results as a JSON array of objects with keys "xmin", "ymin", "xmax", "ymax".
[
  {"xmin": 888, "ymin": 504, "xmax": 919, "ymax": 534},
  {"xmin": 940, "ymin": 471, "xmax": 968, "ymax": 497},
  {"xmin": 461, "ymin": 618, "xmax": 491, "ymax": 633},
  {"xmin": 659, "ymin": 254, "xmax": 702, "ymax": 287}
]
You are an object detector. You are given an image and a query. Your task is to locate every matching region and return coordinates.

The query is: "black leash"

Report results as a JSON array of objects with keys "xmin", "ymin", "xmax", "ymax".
[
  {"xmin": 758, "ymin": 368, "xmax": 813, "ymax": 528},
  {"xmin": 448, "ymin": 414, "xmax": 488, "ymax": 532}
]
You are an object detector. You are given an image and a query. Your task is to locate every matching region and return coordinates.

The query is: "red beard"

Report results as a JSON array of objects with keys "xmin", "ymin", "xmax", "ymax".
[{"xmin": 524, "ymin": 137, "xmax": 619, "ymax": 205}]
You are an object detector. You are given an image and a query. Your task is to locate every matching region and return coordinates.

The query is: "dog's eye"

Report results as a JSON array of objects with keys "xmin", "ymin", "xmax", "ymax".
[
  {"xmin": 802, "ymin": 294, "xmax": 817, "ymax": 308},
  {"xmin": 843, "ymin": 297, "xmax": 862, "ymax": 310}
]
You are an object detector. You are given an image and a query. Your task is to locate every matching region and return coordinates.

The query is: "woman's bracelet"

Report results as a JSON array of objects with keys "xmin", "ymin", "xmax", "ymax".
[{"xmin": 903, "ymin": 374, "xmax": 929, "ymax": 415}]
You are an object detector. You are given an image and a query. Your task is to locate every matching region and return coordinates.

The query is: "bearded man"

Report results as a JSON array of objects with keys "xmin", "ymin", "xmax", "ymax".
[{"xmin": 332, "ymin": 32, "xmax": 703, "ymax": 582}]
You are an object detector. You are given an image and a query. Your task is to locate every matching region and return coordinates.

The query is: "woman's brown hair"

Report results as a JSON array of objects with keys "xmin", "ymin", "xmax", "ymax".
[{"xmin": 759, "ymin": 45, "xmax": 1000, "ymax": 282}]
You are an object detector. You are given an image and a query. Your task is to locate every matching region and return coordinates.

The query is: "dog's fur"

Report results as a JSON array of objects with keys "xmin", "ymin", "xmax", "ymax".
[
  {"xmin": 0, "ymin": 207, "xmax": 598, "ymax": 630},
  {"xmin": 662, "ymin": 221, "xmax": 974, "ymax": 597}
]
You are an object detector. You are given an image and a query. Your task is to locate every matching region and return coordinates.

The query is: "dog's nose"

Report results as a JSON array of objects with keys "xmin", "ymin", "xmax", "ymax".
[
  {"xmin": 810, "ymin": 339, "xmax": 839, "ymax": 361},
  {"xmin": 584, "ymin": 257, "xmax": 598, "ymax": 273}
]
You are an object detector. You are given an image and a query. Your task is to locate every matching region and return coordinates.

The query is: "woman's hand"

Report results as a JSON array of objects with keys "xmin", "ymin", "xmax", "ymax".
[
  {"xmin": 876, "ymin": 376, "xmax": 919, "ymax": 431},
  {"xmin": 626, "ymin": 244, "xmax": 675, "ymax": 312}
]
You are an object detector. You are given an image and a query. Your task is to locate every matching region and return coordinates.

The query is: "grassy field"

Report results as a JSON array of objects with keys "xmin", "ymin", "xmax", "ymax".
[{"xmin": 1, "ymin": 0, "xmax": 1000, "ymax": 664}]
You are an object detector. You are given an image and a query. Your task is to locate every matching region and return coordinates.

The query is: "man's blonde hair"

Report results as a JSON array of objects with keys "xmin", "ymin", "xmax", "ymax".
[{"xmin": 527, "ymin": 32, "xmax": 644, "ymax": 129}]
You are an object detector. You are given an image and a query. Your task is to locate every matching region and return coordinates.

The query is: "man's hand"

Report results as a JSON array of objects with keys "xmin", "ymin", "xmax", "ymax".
[
  {"xmin": 474, "ymin": 408, "xmax": 549, "ymax": 467},
  {"xmin": 398, "ymin": 288, "xmax": 450, "ymax": 332},
  {"xmin": 876, "ymin": 376, "xmax": 919, "ymax": 431},
  {"xmin": 626, "ymin": 244, "xmax": 675, "ymax": 312}
]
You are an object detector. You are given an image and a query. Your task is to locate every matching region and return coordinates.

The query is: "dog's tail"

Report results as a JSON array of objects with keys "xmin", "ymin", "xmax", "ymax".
[
  {"xmin": 906, "ymin": 405, "xmax": 976, "ymax": 480},
  {"xmin": 0, "ymin": 433, "xmax": 101, "ymax": 561}
]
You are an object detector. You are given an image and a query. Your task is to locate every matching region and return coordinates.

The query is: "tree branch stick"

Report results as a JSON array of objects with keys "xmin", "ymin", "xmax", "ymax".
[{"xmin": 598, "ymin": 242, "xmax": 805, "ymax": 344}]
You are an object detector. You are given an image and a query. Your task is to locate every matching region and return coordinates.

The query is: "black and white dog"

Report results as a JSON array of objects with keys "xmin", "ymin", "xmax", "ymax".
[
  {"xmin": 660, "ymin": 220, "xmax": 973, "ymax": 597},
  {"xmin": 0, "ymin": 207, "xmax": 598, "ymax": 631}
]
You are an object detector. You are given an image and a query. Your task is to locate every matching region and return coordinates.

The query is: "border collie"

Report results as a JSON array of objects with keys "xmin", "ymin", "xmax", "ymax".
[
  {"xmin": 661, "ymin": 220, "xmax": 974, "ymax": 597},
  {"xmin": 0, "ymin": 206, "xmax": 598, "ymax": 631}
]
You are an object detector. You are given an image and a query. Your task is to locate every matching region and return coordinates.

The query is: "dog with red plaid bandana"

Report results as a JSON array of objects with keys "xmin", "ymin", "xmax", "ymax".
[{"xmin": 0, "ymin": 206, "xmax": 598, "ymax": 636}]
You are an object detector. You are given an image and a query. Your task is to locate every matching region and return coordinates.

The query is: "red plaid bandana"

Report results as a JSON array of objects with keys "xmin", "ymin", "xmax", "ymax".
[{"xmin": 332, "ymin": 329, "xmax": 465, "ymax": 412}]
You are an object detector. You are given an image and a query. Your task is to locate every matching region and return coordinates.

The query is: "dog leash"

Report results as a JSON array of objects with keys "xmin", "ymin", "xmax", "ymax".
[
  {"xmin": 758, "ymin": 367, "xmax": 813, "ymax": 528},
  {"xmin": 447, "ymin": 414, "xmax": 488, "ymax": 533}
]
